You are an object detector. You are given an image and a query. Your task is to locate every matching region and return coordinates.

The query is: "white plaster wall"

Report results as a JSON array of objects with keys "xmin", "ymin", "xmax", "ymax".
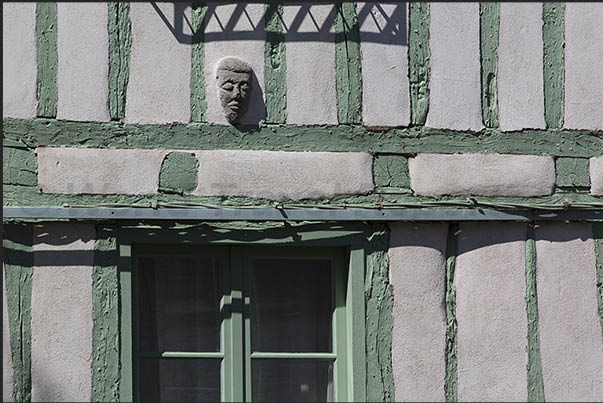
[
  {"xmin": 193, "ymin": 150, "xmax": 373, "ymax": 200},
  {"xmin": 497, "ymin": 3, "xmax": 545, "ymax": 131},
  {"xmin": 564, "ymin": 3, "xmax": 603, "ymax": 130},
  {"xmin": 389, "ymin": 223, "xmax": 447, "ymax": 402},
  {"xmin": 535, "ymin": 222, "xmax": 603, "ymax": 401},
  {"xmin": 57, "ymin": 3, "xmax": 110, "ymax": 122},
  {"xmin": 408, "ymin": 153, "xmax": 555, "ymax": 197},
  {"xmin": 204, "ymin": 3, "xmax": 266, "ymax": 125},
  {"xmin": 2, "ymin": 2, "xmax": 37, "ymax": 118},
  {"xmin": 125, "ymin": 3, "xmax": 192, "ymax": 124},
  {"xmin": 590, "ymin": 156, "xmax": 603, "ymax": 195},
  {"xmin": 426, "ymin": 3, "xmax": 483, "ymax": 131},
  {"xmin": 455, "ymin": 223, "xmax": 528, "ymax": 402},
  {"xmin": 284, "ymin": 4, "xmax": 338, "ymax": 125},
  {"xmin": 37, "ymin": 147, "xmax": 167, "ymax": 195},
  {"xmin": 359, "ymin": 2, "xmax": 410, "ymax": 127},
  {"xmin": 3, "ymin": 265, "xmax": 14, "ymax": 402},
  {"xmin": 31, "ymin": 223, "xmax": 95, "ymax": 402}
]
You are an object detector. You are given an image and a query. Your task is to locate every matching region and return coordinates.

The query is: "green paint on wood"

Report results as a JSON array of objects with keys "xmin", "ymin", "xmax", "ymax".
[
  {"xmin": 159, "ymin": 152, "xmax": 200, "ymax": 194},
  {"xmin": 479, "ymin": 3, "xmax": 500, "ymax": 128},
  {"xmin": 408, "ymin": 2, "xmax": 430, "ymax": 126},
  {"xmin": 108, "ymin": 3, "xmax": 132, "ymax": 121},
  {"xmin": 555, "ymin": 157, "xmax": 590, "ymax": 189},
  {"xmin": 5, "ymin": 184, "xmax": 603, "ymax": 211},
  {"xmin": 91, "ymin": 226, "xmax": 120, "ymax": 402},
  {"xmin": 264, "ymin": 2, "xmax": 286, "ymax": 124},
  {"xmin": 364, "ymin": 229, "xmax": 394, "ymax": 402},
  {"xmin": 593, "ymin": 223, "xmax": 603, "ymax": 342},
  {"xmin": 444, "ymin": 223, "xmax": 458, "ymax": 402},
  {"xmin": 36, "ymin": 2, "xmax": 57, "ymax": 118},
  {"xmin": 3, "ymin": 147, "xmax": 37, "ymax": 187},
  {"xmin": 543, "ymin": 3, "xmax": 565, "ymax": 129},
  {"xmin": 525, "ymin": 224, "xmax": 545, "ymax": 402},
  {"xmin": 4, "ymin": 118, "xmax": 603, "ymax": 157},
  {"xmin": 373, "ymin": 154, "xmax": 410, "ymax": 189},
  {"xmin": 3, "ymin": 224, "xmax": 33, "ymax": 402},
  {"xmin": 335, "ymin": 2, "xmax": 362, "ymax": 124},
  {"xmin": 190, "ymin": 2, "xmax": 207, "ymax": 123}
]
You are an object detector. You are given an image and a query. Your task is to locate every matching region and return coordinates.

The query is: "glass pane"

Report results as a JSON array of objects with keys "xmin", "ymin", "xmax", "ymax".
[
  {"xmin": 251, "ymin": 258, "xmax": 332, "ymax": 352},
  {"xmin": 138, "ymin": 254, "xmax": 221, "ymax": 352},
  {"xmin": 252, "ymin": 359, "xmax": 333, "ymax": 402},
  {"xmin": 138, "ymin": 358, "xmax": 220, "ymax": 403}
]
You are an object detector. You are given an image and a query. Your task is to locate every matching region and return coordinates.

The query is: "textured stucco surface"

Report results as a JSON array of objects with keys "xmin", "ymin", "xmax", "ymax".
[
  {"xmin": 3, "ymin": 265, "xmax": 14, "ymax": 402},
  {"xmin": 564, "ymin": 3, "xmax": 603, "ymax": 130},
  {"xmin": 57, "ymin": 3, "xmax": 110, "ymax": 122},
  {"xmin": 125, "ymin": 3, "xmax": 191, "ymax": 123},
  {"xmin": 456, "ymin": 223, "xmax": 528, "ymax": 402},
  {"xmin": 283, "ymin": 4, "xmax": 337, "ymax": 125},
  {"xmin": 388, "ymin": 223, "xmax": 447, "ymax": 402},
  {"xmin": 426, "ymin": 3, "xmax": 483, "ymax": 131},
  {"xmin": 2, "ymin": 2, "xmax": 37, "ymax": 118},
  {"xmin": 359, "ymin": 2, "xmax": 410, "ymax": 127},
  {"xmin": 408, "ymin": 153, "xmax": 555, "ymax": 196},
  {"xmin": 31, "ymin": 223, "xmax": 95, "ymax": 402},
  {"xmin": 590, "ymin": 156, "xmax": 603, "ymax": 195},
  {"xmin": 193, "ymin": 150, "xmax": 374, "ymax": 200},
  {"xmin": 204, "ymin": 3, "xmax": 266, "ymax": 125},
  {"xmin": 535, "ymin": 222, "xmax": 603, "ymax": 401},
  {"xmin": 498, "ymin": 3, "xmax": 545, "ymax": 131},
  {"xmin": 37, "ymin": 147, "xmax": 167, "ymax": 194}
]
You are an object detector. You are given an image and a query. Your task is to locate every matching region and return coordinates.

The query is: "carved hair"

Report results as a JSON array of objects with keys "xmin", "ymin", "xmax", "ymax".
[{"xmin": 215, "ymin": 57, "xmax": 252, "ymax": 77}]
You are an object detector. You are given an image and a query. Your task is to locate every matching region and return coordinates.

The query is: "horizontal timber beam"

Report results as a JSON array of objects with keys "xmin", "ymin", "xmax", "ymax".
[{"xmin": 4, "ymin": 207, "xmax": 603, "ymax": 222}]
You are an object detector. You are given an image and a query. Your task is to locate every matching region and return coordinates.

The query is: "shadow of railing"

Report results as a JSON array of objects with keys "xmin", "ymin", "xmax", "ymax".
[{"xmin": 150, "ymin": 2, "xmax": 407, "ymax": 45}]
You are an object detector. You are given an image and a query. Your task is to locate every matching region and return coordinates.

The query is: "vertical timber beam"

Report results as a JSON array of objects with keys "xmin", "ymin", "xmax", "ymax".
[
  {"xmin": 335, "ymin": 2, "xmax": 362, "ymax": 124},
  {"xmin": 190, "ymin": 2, "xmax": 207, "ymax": 123},
  {"xmin": 36, "ymin": 2, "xmax": 58, "ymax": 118},
  {"xmin": 264, "ymin": 2, "xmax": 286, "ymax": 124},
  {"xmin": 3, "ymin": 224, "xmax": 34, "ymax": 402},
  {"xmin": 594, "ymin": 223, "xmax": 603, "ymax": 341},
  {"xmin": 91, "ymin": 226, "xmax": 120, "ymax": 401},
  {"xmin": 108, "ymin": 2, "xmax": 132, "ymax": 121},
  {"xmin": 479, "ymin": 3, "xmax": 500, "ymax": 128},
  {"xmin": 525, "ymin": 224, "xmax": 545, "ymax": 401},
  {"xmin": 444, "ymin": 223, "xmax": 458, "ymax": 402},
  {"xmin": 542, "ymin": 3, "xmax": 565, "ymax": 129},
  {"xmin": 408, "ymin": 2, "xmax": 430, "ymax": 126}
]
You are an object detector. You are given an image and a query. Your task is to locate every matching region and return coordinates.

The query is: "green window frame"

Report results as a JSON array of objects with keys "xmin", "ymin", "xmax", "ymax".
[{"xmin": 117, "ymin": 223, "xmax": 375, "ymax": 402}]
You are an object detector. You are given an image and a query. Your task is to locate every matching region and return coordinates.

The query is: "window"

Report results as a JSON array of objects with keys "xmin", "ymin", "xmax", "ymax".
[{"xmin": 129, "ymin": 245, "xmax": 349, "ymax": 402}]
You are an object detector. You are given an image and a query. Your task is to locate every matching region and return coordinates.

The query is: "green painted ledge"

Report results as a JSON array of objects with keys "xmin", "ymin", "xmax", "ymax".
[{"xmin": 4, "ymin": 118, "xmax": 603, "ymax": 157}]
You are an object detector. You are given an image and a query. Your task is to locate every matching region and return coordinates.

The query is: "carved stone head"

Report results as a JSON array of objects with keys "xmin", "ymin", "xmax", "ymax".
[{"xmin": 215, "ymin": 57, "xmax": 253, "ymax": 124}]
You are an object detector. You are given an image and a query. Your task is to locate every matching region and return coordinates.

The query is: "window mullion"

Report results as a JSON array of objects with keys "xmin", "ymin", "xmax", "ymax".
[{"xmin": 229, "ymin": 247, "xmax": 246, "ymax": 402}]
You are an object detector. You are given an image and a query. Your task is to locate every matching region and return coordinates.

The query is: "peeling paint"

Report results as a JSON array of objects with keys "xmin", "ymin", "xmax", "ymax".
[
  {"xmin": 479, "ymin": 3, "xmax": 499, "ymax": 128},
  {"xmin": 108, "ymin": 2, "xmax": 131, "ymax": 121},
  {"xmin": 264, "ymin": 2, "xmax": 286, "ymax": 124},
  {"xmin": 3, "ymin": 147, "xmax": 37, "ymax": 187},
  {"xmin": 364, "ymin": 229, "xmax": 394, "ymax": 402},
  {"xmin": 525, "ymin": 224, "xmax": 545, "ymax": 402},
  {"xmin": 542, "ymin": 3, "xmax": 565, "ymax": 129},
  {"xmin": 91, "ymin": 226, "xmax": 120, "ymax": 402},
  {"xmin": 4, "ymin": 118, "xmax": 603, "ymax": 157},
  {"xmin": 3, "ymin": 224, "xmax": 33, "ymax": 402},
  {"xmin": 555, "ymin": 157, "xmax": 590, "ymax": 189},
  {"xmin": 335, "ymin": 2, "xmax": 362, "ymax": 124},
  {"xmin": 594, "ymin": 223, "xmax": 603, "ymax": 342},
  {"xmin": 444, "ymin": 223, "xmax": 458, "ymax": 402},
  {"xmin": 36, "ymin": 2, "xmax": 57, "ymax": 118},
  {"xmin": 190, "ymin": 2, "xmax": 206, "ymax": 123},
  {"xmin": 159, "ymin": 151, "xmax": 199, "ymax": 194},
  {"xmin": 408, "ymin": 2, "xmax": 430, "ymax": 126}
]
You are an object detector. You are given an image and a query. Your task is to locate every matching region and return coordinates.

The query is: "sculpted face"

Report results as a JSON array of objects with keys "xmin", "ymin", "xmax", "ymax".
[{"xmin": 215, "ymin": 57, "xmax": 253, "ymax": 124}]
